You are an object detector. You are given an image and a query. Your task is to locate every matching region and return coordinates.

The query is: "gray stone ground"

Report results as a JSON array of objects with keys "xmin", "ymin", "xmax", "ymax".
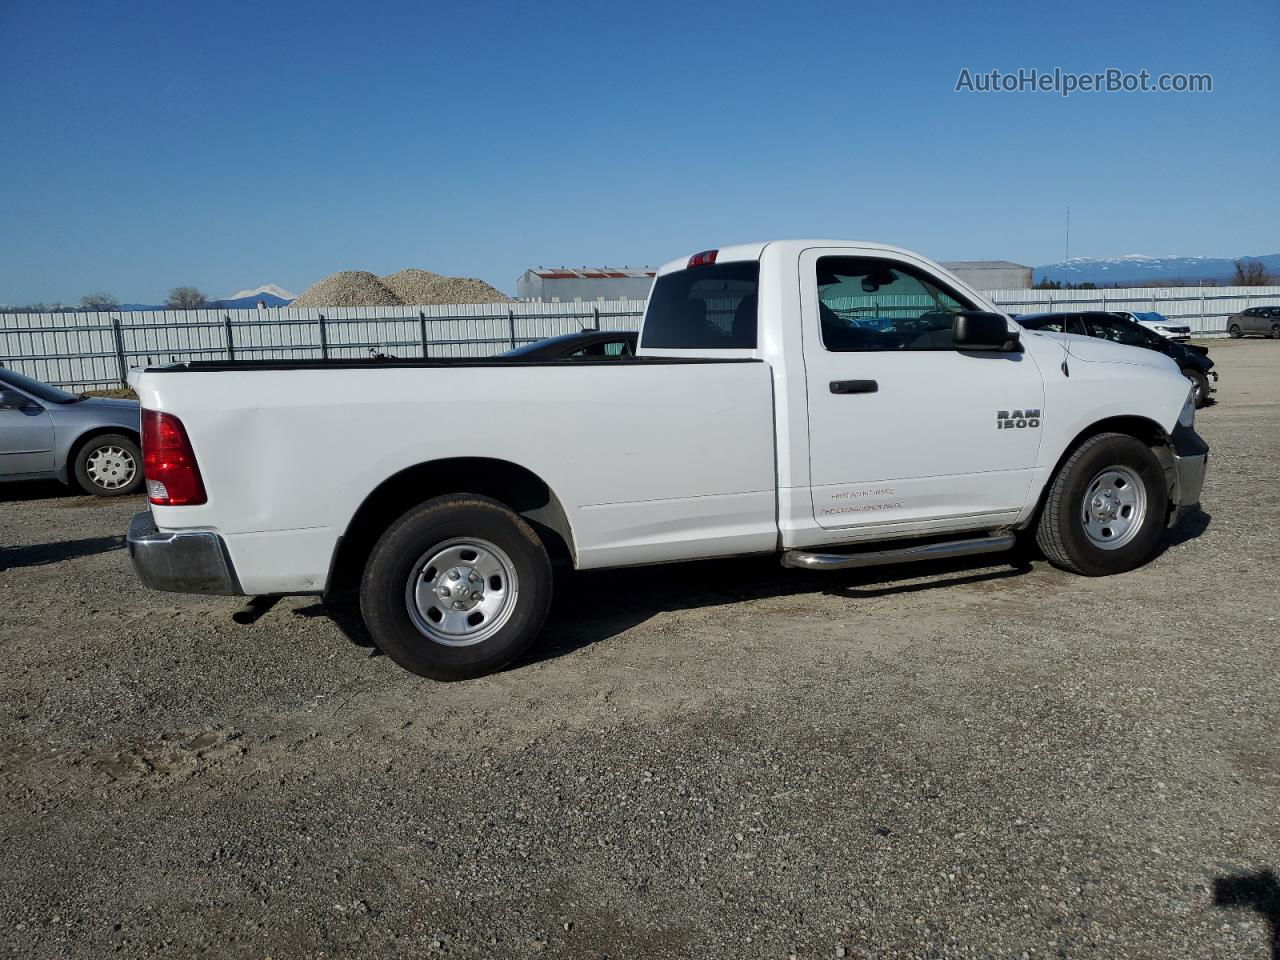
[{"xmin": 1, "ymin": 339, "xmax": 1277, "ymax": 959}]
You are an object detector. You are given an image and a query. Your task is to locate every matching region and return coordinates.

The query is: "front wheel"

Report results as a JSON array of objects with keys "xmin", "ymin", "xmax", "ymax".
[
  {"xmin": 73, "ymin": 433, "xmax": 143, "ymax": 496},
  {"xmin": 359, "ymin": 494, "xmax": 553, "ymax": 680},
  {"xmin": 1272, "ymin": 324, "xmax": 1280, "ymax": 340},
  {"xmin": 1228, "ymin": 324, "xmax": 1242, "ymax": 338},
  {"xmin": 1035, "ymin": 433, "xmax": 1169, "ymax": 577},
  {"xmin": 1182, "ymin": 368, "xmax": 1210, "ymax": 409}
]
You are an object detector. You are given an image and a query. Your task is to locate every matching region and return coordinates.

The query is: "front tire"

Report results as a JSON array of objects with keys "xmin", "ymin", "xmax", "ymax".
[
  {"xmin": 1182, "ymin": 368, "xmax": 1210, "ymax": 409},
  {"xmin": 73, "ymin": 433, "xmax": 143, "ymax": 496},
  {"xmin": 359, "ymin": 494, "xmax": 553, "ymax": 680},
  {"xmin": 1228, "ymin": 324, "xmax": 1242, "ymax": 338},
  {"xmin": 1035, "ymin": 433, "xmax": 1169, "ymax": 576},
  {"xmin": 1272, "ymin": 324, "xmax": 1280, "ymax": 340}
]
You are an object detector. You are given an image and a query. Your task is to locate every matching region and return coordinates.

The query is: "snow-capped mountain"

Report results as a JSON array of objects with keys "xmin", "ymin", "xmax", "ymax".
[
  {"xmin": 1035, "ymin": 254, "xmax": 1280, "ymax": 286},
  {"xmin": 227, "ymin": 283, "xmax": 296, "ymax": 302}
]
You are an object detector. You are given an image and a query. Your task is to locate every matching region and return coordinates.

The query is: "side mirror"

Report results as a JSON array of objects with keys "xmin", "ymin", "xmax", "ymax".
[
  {"xmin": 953, "ymin": 312, "xmax": 1020, "ymax": 351},
  {"xmin": 0, "ymin": 388, "xmax": 32, "ymax": 410}
]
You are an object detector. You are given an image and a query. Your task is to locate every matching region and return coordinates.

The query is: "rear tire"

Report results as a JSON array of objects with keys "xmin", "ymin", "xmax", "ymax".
[
  {"xmin": 73, "ymin": 433, "xmax": 143, "ymax": 496},
  {"xmin": 359, "ymin": 494, "xmax": 553, "ymax": 680},
  {"xmin": 1272, "ymin": 324, "xmax": 1280, "ymax": 340},
  {"xmin": 1228, "ymin": 324, "xmax": 1242, "ymax": 339},
  {"xmin": 1035, "ymin": 433, "xmax": 1168, "ymax": 577},
  {"xmin": 1182, "ymin": 368, "xmax": 1210, "ymax": 409}
]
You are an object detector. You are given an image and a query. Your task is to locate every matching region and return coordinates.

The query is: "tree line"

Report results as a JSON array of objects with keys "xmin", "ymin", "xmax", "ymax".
[{"xmin": 2, "ymin": 286, "xmax": 209, "ymax": 314}]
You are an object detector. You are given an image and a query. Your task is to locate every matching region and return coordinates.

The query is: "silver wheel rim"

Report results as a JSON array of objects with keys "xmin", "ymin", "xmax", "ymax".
[
  {"xmin": 1187, "ymin": 373, "xmax": 1203, "ymax": 404},
  {"xmin": 1081, "ymin": 465, "xmax": 1147, "ymax": 550},
  {"xmin": 404, "ymin": 538, "xmax": 519, "ymax": 647},
  {"xmin": 86, "ymin": 445, "xmax": 136, "ymax": 489}
]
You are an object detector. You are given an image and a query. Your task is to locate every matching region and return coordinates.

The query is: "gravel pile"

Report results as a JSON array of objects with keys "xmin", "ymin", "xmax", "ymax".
[
  {"xmin": 291, "ymin": 271, "xmax": 400, "ymax": 309},
  {"xmin": 397, "ymin": 274, "xmax": 510, "ymax": 305},
  {"xmin": 378, "ymin": 268, "xmax": 444, "ymax": 304},
  {"xmin": 292, "ymin": 268, "xmax": 511, "ymax": 308}
]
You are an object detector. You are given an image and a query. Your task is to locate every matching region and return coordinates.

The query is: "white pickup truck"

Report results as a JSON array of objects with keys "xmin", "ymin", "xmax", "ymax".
[{"xmin": 128, "ymin": 240, "xmax": 1208, "ymax": 679}]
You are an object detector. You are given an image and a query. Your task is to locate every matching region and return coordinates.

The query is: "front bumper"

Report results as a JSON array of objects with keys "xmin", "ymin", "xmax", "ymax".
[
  {"xmin": 127, "ymin": 511, "xmax": 243, "ymax": 595},
  {"xmin": 1168, "ymin": 424, "xmax": 1209, "ymax": 521}
]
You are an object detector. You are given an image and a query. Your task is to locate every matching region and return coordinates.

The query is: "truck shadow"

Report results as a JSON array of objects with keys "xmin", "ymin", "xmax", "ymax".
[
  {"xmin": 524, "ymin": 507, "xmax": 1211, "ymax": 668},
  {"xmin": 1213, "ymin": 869, "xmax": 1280, "ymax": 956},
  {"xmin": 308, "ymin": 507, "xmax": 1210, "ymax": 668}
]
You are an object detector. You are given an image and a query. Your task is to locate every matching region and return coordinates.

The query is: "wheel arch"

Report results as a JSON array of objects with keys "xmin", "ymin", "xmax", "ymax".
[
  {"xmin": 1031, "ymin": 415, "xmax": 1176, "ymax": 526},
  {"xmin": 61, "ymin": 424, "xmax": 141, "ymax": 484},
  {"xmin": 325, "ymin": 457, "xmax": 576, "ymax": 596}
]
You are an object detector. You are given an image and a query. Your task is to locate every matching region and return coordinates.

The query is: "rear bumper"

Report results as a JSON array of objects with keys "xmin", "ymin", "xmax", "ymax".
[{"xmin": 127, "ymin": 511, "xmax": 243, "ymax": 595}]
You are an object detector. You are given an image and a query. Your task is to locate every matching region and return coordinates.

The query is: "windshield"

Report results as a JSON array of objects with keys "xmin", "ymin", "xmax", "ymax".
[
  {"xmin": 0, "ymin": 367, "xmax": 80, "ymax": 404},
  {"xmin": 1134, "ymin": 312, "xmax": 1170, "ymax": 324},
  {"xmin": 640, "ymin": 261, "xmax": 759, "ymax": 349}
]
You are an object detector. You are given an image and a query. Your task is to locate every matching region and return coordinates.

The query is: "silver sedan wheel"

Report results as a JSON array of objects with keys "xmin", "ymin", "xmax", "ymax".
[
  {"xmin": 86, "ymin": 444, "xmax": 137, "ymax": 490},
  {"xmin": 404, "ymin": 538, "xmax": 519, "ymax": 647},
  {"xmin": 1081, "ymin": 465, "xmax": 1147, "ymax": 550}
]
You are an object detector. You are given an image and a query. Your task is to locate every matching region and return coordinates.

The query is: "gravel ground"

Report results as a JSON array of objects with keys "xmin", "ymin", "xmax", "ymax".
[{"xmin": 1, "ymin": 339, "xmax": 1277, "ymax": 959}]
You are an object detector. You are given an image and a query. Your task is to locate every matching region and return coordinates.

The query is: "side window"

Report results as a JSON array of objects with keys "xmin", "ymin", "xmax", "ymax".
[
  {"xmin": 1035, "ymin": 318, "xmax": 1065, "ymax": 332},
  {"xmin": 815, "ymin": 256, "xmax": 976, "ymax": 352},
  {"xmin": 1065, "ymin": 314, "xmax": 1088, "ymax": 336},
  {"xmin": 1088, "ymin": 315, "xmax": 1151, "ymax": 347}
]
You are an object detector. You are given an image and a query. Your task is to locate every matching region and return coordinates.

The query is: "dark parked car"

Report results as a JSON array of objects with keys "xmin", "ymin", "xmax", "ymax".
[
  {"xmin": 0, "ymin": 367, "xmax": 144, "ymax": 494},
  {"xmin": 1225, "ymin": 306, "xmax": 1280, "ymax": 339},
  {"xmin": 499, "ymin": 330, "xmax": 637, "ymax": 360},
  {"xmin": 1018, "ymin": 311, "xmax": 1217, "ymax": 407}
]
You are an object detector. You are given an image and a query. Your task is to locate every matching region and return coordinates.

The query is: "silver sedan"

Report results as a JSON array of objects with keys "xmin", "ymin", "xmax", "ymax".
[{"xmin": 0, "ymin": 367, "xmax": 143, "ymax": 496}]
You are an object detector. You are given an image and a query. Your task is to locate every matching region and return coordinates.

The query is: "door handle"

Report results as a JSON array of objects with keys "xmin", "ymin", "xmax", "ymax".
[{"xmin": 829, "ymin": 379, "xmax": 878, "ymax": 394}]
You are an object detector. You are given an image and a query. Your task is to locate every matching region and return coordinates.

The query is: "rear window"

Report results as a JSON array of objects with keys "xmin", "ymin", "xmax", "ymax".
[{"xmin": 640, "ymin": 261, "xmax": 759, "ymax": 349}]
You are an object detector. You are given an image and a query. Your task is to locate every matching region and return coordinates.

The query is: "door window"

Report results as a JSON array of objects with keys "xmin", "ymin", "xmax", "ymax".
[
  {"xmin": 1086, "ymin": 314, "xmax": 1157, "ymax": 347},
  {"xmin": 815, "ymin": 257, "xmax": 976, "ymax": 352}
]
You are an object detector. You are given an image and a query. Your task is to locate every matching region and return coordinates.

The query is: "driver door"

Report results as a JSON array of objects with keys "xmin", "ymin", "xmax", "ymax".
[{"xmin": 800, "ymin": 248, "xmax": 1045, "ymax": 533}]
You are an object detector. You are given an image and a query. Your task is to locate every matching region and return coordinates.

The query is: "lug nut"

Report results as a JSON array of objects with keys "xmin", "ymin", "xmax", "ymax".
[
  {"xmin": 448, "ymin": 570, "xmax": 461, "ymax": 581},
  {"xmin": 469, "ymin": 572, "xmax": 480, "ymax": 582},
  {"xmin": 471, "ymin": 590, "xmax": 483, "ymax": 600}
]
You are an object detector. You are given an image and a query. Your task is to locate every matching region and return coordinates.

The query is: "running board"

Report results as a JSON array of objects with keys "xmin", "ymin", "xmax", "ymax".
[{"xmin": 781, "ymin": 533, "xmax": 1016, "ymax": 571}]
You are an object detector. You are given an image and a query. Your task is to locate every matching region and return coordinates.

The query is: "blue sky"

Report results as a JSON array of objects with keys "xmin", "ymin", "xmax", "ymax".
[{"xmin": 1, "ymin": 0, "xmax": 1277, "ymax": 304}]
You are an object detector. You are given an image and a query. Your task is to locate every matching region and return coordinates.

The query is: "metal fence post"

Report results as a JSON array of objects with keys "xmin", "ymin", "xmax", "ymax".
[
  {"xmin": 224, "ymin": 315, "xmax": 236, "ymax": 363},
  {"xmin": 318, "ymin": 314, "xmax": 329, "ymax": 359},
  {"xmin": 419, "ymin": 311, "xmax": 429, "ymax": 358},
  {"xmin": 507, "ymin": 308, "xmax": 516, "ymax": 350},
  {"xmin": 592, "ymin": 306, "xmax": 600, "ymax": 331},
  {"xmin": 110, "ymin": 315, "xmax": 128, "ymax": 387}
]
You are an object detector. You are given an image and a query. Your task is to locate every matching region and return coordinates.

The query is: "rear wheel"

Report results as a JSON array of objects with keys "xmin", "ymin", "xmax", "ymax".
[
  {"xmin": 1272, "ymin": 324, "xmax": 1280, "ymax": 340},
  {"xmin": 359, "ymin": 494, "xmax": 553, "ymax": 680},
  {"xmin": 73, "ymin": 433, "xmax": 143, "ymax": 496},
  {"xmin": 1035, "ymin": 433, "xmax": 1168, "ymax": 576},
  {"xmin": 1182, "ymin": 368, "xmax": 1210, "ymax": 409},
  {"xmin": 1228, "ymin": 324, "xmax": 1242, "ymax": 338}
]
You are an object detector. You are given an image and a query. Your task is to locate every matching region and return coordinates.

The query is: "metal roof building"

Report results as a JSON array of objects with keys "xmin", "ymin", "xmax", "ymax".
[
  {"xmin": 517, "ymin": 267, "xmax": 655, "ymax": 302},
  {"xmin": 941, "ymin": 260, "xmax": 1033, "ymax": 291}
]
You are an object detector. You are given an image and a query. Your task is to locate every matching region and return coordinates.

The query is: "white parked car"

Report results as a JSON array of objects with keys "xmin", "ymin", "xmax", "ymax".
[
  {"xmin": 1110, "ymin": 311, "xmax": 1192, "ymax": 341},
  {"xmin": 126, "ymin": 240, "xmax": 1208, "ymax": 680}
]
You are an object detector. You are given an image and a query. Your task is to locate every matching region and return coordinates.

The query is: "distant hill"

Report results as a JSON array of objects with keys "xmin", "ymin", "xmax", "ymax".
[{"xmin": 1035, "ymin": 254, "xmax": 1280, "ymax": 286}]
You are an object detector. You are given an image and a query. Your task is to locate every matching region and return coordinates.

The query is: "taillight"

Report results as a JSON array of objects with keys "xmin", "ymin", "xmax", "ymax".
[
  {"xmin": 687, "ymin": 249, "xmax": 718, "ymax": 268},
  {"xmin": 142, "ymin": 410, "xmax": 207, "ymax": 506}
]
